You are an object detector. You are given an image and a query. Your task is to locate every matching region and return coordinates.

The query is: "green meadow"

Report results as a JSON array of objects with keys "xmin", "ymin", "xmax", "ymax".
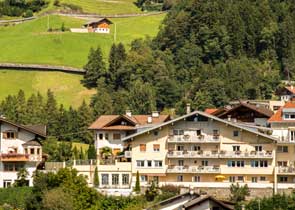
[{"xmin": 0, "ymin": 14, "xmax": 165, "ymax": 67}]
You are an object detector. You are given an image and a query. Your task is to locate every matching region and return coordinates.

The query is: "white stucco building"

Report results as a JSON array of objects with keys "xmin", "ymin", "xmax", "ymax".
[{"xmin": 0, "ymin": 118, "xmax": 46, "ymax": 187}]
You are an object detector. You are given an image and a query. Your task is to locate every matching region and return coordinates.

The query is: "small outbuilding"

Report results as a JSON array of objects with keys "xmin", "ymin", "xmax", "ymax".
[{"xmin": 83, "ymin": 18, "xmax": 113, "ymax": 34}]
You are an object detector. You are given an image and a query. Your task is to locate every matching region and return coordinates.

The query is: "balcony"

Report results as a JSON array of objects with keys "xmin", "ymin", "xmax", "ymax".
[
  {"xmin": 277, "ymin": 166, "xmax": 295, "ymax": 174},
  {"xmin": 167, "ymin": 150, "xmax": 273, "ymax": 159},
  {"xmin": 167, "ymin": 134, "xmax": 220, "ymax": 143},
  {"xmin": 167, "ymin": 165, "xmax": 220, "ymax": 173},
  {"xmin": 124, "ymin": 151, "xmax": 132, "ymax": 158},
  {"xmin": 167, "ymin": 150, "xmax": 219, "ymax": 158},
  {"xmin": 0, "ymin": 153, "xmax": 29, "ymax": 161},
  {"xmin": 218, "ymin": 151, "xmax": 273, "ymax": 159}
]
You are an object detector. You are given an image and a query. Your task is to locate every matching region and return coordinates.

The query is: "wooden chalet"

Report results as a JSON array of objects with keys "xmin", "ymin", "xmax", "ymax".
[{"xmin": 83, "ymin": 18, "xmax": 113, "ymax": 34}]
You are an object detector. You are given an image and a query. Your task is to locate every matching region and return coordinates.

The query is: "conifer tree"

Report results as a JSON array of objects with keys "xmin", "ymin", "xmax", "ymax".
[
  {"xmin": 135, "ymin": 171, "xmax": 141, "ymax": 193},
  {"xmin": 16, "ymin": 90, "xmax": 27, "ymax": 124},
  {"xmin": 77, "ymin": 100, "xmax": 93, "ymax": 144},
  {"xmin": 72, "ymin": 146, "xmax": 79, "ymax": 160},
  {"xmin": 44, "ymin": 89, "xmax": 58, "ymax": 136},
  {"xmin": 87, "ymin": 144, "xmax": 96, "ymax": 160},
  {"xmin": 82, "ymin": 46, "xmax": 107, "ymax": 89},
  {"xmin": 93, "ymin": 166, "xmax": 99, "ymax": 187}
]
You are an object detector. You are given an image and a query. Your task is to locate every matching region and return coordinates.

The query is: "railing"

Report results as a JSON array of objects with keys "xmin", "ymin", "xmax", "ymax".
[
  {"xmin": 167, "ymin": 134, "xmax": 220, "ymax": 143},
  {"xmin": 167, "ymin": 166, "xmax": 220, "ymax": 173},
  {"xmin": 167, "ymin": 150, "xmax": 273, "ymax": 159},
  {"xmin": 0, "ymin": 153, "xmax": 29, "ymax": 161},
  {"xmin": 167, "ymin": 150, "xmax": 219, "ymax": 158},
  {"xmin": 278, "ymin": 166, "xmax": 295, "ymax": 174}
]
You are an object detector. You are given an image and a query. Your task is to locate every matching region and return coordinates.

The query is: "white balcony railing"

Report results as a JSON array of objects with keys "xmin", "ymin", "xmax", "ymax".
[
  {"xmin": 167, "ymin": 166, "xmax": 220, "ymax": 173},
  {"xmin": 167, "ymin": 134, "xmax": 220, "ymax": 143},
  {"xmin": 277, "ymin": 166, "xmax": 295, "ymax": 174},
  {"xmin": 167, "ymin": 150, "xmax": 273, "ymax": 159}
]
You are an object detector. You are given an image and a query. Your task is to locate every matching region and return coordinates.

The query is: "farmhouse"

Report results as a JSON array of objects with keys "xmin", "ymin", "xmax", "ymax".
[{"xmin": 84, "ymin": 18, "xmax": 113, "ymax": 33}]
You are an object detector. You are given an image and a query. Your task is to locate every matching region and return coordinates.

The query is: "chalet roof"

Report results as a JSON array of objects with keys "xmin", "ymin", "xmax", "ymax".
[
  {"xmin": 268, "ymin": 101, "xmax": 295, "ymax": 122},
  {"xmin": 88, "ymin": 114, "xmax": 170, "ymax": 130},
  {"xmin": 84, "ymin": 18, "xmax": 113, "ymax": 26},
  {"xmin": 22, "ymin": 139, "xmax": 42, "ymax": 146},
  {"xmin": 285, "ymin": 86, "xmax": 295, "ymax": 94},
  {"xmin": 122, "ymin": 110, "xmax": 278, "ymax": 142},
  {"xmin": 23, "ymin": 124, "xmax": 46, "ymax": 136},
  {"xmin": 216, "ymin": 102, "xmax": 273, "ymax": 118},
  {"xmin": 182, "ymin": 195, "xmax": 234, "ymax": 210},
  {"xmin": 0, "ymin": 118, "xmax": 46, "ymax": 138}
]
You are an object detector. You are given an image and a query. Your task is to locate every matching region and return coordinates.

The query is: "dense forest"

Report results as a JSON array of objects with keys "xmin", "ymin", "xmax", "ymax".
[
  {"xmin": 83, "ymin": 0, "xmax": 295, "ymax": 115},
  {"xmin": 0, "ymin": 0, "xmax": 47, "ymax": 17}
]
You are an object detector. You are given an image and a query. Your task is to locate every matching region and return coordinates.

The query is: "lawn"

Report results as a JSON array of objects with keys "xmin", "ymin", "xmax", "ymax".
[
  {"xmin": 59, "ymin": 0, "xmax": 142, "ymax": 15},
  {"xmin": 0, "ymin": 14, "xmax": 165, "ymax": 67},
  {"xmin": 0, "ymin": 70, "xmax": 94, "ymax": 107}
]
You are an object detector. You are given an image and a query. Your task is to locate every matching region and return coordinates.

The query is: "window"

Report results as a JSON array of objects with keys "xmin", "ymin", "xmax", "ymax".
[
  {"xmin": 213, "ymin": 207, "xmax": 221, "ymax": 210},
  {"xmin": 122, "ymin": 174, "xmax": 129, "ymax": 185},
  {"xmin": 173, "ymin": 130, "xmax": 184, "ymax": 135},
  {"xmin": 260, "ymin": 176, "xmax": 266, "ymax": 181},
  {"xmin": 101, "ymin": 174, "xmax": 109, "ymax": 185},
  {"xmin": 279, "ymin": 176, "xmax": 288, "ymax": 183},
  {"xmin": 24, "ymin": 148, "xmax": 28, "ymax": 154},
  {"xmin": 37, "ymin": 148, "xmax": 40, "ymax": 155},
  {"xmin": 278, "ymin": 161, "xmax": 288, "ymax": 167},
  {"xmin": 277, "ymin": 146, "xmax": 288, "ymax": 153},
  {"xmin": 30, "ymin": 148, "xmax": 35, "ymax": 155},
  {"xmin": 177, "ymin": 145, "xmax": 184, "ymax": 151},
  {"xmin": 201, "ymin": 160, "xmax": 208, "ymax": 166},
  {"xmin": 290, "ymin": 130, "xmax": 295, "ymax": 142},
  {"xmin": 105, "ymin": 133, "xmax": 109, "ymax": 140},
  {"xmin": 192, "ymin": 145, "xmax": 201, "ymax": 151},
  {"xmin": 153, "ymin": 131, "xmax": 159, "ymax": 136},
  {"xmin": 178, "ymin": 160, "xmax": 184, "ymax": 166},
  {"xmin": 140, "ymin": 144, "xmax": 146, "ymax": 152},
  {"xmin": 154, "ymin": 161, "xmax": 163, "ymax": 167},
  {"xmin": 3, "ymin": 180, "xmax": 12, "ymax": 188},
  {"xmin": 3, "ymin": 163, "xmax": 24, "ymax": 172},
  {"xmin": 255, "ymin": 146, "xmax": 262, "ymax": 152},
  {"xmin": 98, "ymin": 133, "xmax": 103, "ymax": 140},
  {"xmin": 136, "ymin": 160, "xmax": 145, "ymax": 167},
  {"xmin": 3, "ymin": 131, "xmax": 17, "ymax": 139},
  {"xmin": 112, "ymin": 174, "xmax": 119, "ymax": 185},
  {"xmin": 147, "ymin": 160, "xmax": 152, "ymax": 167},
  {"xmin": 196, "ymin": 130, "xmax": 201, "ymax": 136},
  {"xmin": 229, "ymin": 176, "xmax": 235, "ymax": 183},
  {"xmin": 193, "ymin": 176, "xmax": 200, "ymax": 182},
  {"xmin": 233, "ymin": 130, "xmax": 239, "ymax": 137},
  {"xmin": 140, "ymin": 175, "xmax": 147, "ymax": 182},
  {"xmin": 237, "ymin": 176, "xmax": 244, "ymax": 182},
  {"xmin": 177, "ymin": 175, "xmax": 183, "ymax": 182},
  {"xmin": 153, "ymin": 144, "xmax": 160, "ymax": 152},
  {"xmin": 227, "ymin": 160, "xmax": 235, "ymax": 167},
  {"xmin": 251, "ymin": 160, "xmax": 268, "ymax": 168},
  {"xmin": 113, "ymin": 133, "xmax": 121, "ymax": 140},
  {"xmin": 236, "ymin": 160, "xmax": 245, "ymax": 167},
  {"xmin": 233, "ymin": 146, "xmax": 240, "ymax": 151},
  {"xmin": 213, "ymin": 129, "xmax": 219, "ymax": 136},
  {"xmin": 251, "ymin": 177, "xmax": 257, "ymax": 183}
]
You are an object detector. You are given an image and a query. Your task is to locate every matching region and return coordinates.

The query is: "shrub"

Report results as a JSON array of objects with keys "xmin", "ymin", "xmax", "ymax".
[
  {"xmin": 53, "ymin": 0, "xmax": 60, "ymax": 6},
  {"xmin": 0, "ymin": 187, "xmax": 32, "ymax": 209},
  {"xmin": 23, "ymin": 9, "xmax": 33, "ymax": 18}
]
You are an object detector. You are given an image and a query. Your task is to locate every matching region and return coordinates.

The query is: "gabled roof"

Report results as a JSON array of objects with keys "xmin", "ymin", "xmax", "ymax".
[
  {"xmin": 268, "ymin": 101, "xmax": 295, "ymax": 122},
  {"xmin": 89, "ymin": 114, "xmax": 170, "ymax": 130},
  {"xmin": 0, "ymin": 118, "xmax": 46, "ymax": 138},
  {"xmin": 182, "ymin": 195, "xmax": 234, "ymax": 210},
  {"xmin": 84, "ymin": 18, "xmax": 113, "ymax": 26},
  {"xmin": 122, "ymin": 110, "xmax": 278, "ymax": 142},
  {"xmin": 216, "ymin": 102, "xmax": 273, "ymax": 118},
  {"xmin": 22, "ymin": 139, "xmax": 42, "ymax": 146},
  {"xmin": 285, "ymin": 86, "xmax": 295, "ymax": 94},
  {"xmin": 204, "ymin": 108, "xmax": 218, "ymax": 114}
]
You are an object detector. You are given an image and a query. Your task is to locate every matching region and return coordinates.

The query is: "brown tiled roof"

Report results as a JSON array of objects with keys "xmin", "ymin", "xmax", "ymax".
[
  {"xmin": 268, "ymin": 101, "xmax": 295, "ymax": 122},
  {"xmin": 22, "ymin": 139, "xmax": 42, "ymax": 146},
  {"xmin": 217, "ymin": 102, "xmax": 273, "ymax": 118},
  {"xmin": 100, "ymin": 125, "xmax": 137, "ymax": 130},
  {"xmin": 89, "ymin": 114, "xmax": 170, "ymax": 130},
  {"xmin": 23, "ymin": 125, "xmax": 46, "ymax": 136},
  {"xmin": 204, "ymin": 108, "xmax": 218, "ymax": 114},
  {"xmin": 0, "ymin": 118, "xmax": 46, "ymax": 138}
]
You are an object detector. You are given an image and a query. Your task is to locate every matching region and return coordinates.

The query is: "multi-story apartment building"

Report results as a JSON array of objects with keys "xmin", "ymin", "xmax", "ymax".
[
  {"xmin": 0, "ymin": 118, "xmax": 46, "ymax": 187},
  {"xmin": 268, "ymin": 101, "xmax": 295, "ymax": 188},
  {"xmin": 122, "ymin": 110, "xmax": 277, "ymax": 190}
]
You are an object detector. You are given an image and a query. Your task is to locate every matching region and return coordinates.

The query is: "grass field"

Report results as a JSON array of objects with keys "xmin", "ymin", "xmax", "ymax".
[
  {"xmin": 59, "ymin": 0, "xmax": 141, "ymax": 15},
  {"xmin": 0, "ymin": 14, "xmax": 165, "ymax": 67},
  {"xmin": 0, "ymin": 70, "xmax": 94, "ymax": 107}
]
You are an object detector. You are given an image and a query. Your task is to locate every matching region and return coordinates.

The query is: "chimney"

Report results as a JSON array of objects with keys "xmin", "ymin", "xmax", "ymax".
[
  {"xmin": 186, "ymin": 103, "xmax": 191, "ymax": 114},
  {"xmin": 152, "ymin": 111, "xmax": 159, "ymax": 118},
  {"xmin": 147, "ymin": 116, "xmax": 152, "ymax": 124},
  {"xmin": 125, "ymin": 110, "xmax": 132, "ymax": 117}
]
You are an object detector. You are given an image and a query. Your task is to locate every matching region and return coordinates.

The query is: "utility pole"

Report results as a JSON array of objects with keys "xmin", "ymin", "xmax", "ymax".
[
  {"xmin": 47, "ymin": 15, "xmax": 50, "ymax": 31},
  {"xmin": 114, "ymin": 23, "xmax": 117, "ymax": 43}
]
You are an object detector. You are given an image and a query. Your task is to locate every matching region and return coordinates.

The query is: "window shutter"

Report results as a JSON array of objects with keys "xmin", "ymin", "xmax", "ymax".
[
  {"xmin": 140, "ymin": 144, "xmax": 146, "ymax": 152},
  {"xmin": 3, "ymin": 132, "xmax": 7, "ymax": 139},
  {"xmin": 15, "ymin": 132, "xmax": 18, "ymax": 139}
]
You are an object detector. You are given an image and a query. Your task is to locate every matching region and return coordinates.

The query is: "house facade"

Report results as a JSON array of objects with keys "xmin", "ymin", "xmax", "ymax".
[
  {"xmin": 0, "ymin": 118, "xmax": 46, "ymax": 187},
  {"xmin": 276, "ymin": 86, "xmax": 295, "ymax": 101},
  {"xmin": 83, "ymin": 18, "xmax": 113, "ymax": 34},
  {"xmin": 123, "ymin": 111, "xmax": 277, "ymax": 190}
]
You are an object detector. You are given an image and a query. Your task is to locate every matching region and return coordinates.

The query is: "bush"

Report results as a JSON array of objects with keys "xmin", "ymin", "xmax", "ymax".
[
  {"xmin": 53, "ymin": 0, "xmax": 60, "ymax": 6},
  {"xmin": 23, "ymin": 9, "xmax": 33, "ymax": 18},
  {"xmin": 0, "ymin": 187, "xmax": 32, "ymax": 209}
]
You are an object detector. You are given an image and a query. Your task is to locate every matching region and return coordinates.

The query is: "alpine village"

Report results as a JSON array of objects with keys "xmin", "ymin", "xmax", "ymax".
[{"xmin": 3, "ymin": 0, "xmax": 295, "ymax": 210}]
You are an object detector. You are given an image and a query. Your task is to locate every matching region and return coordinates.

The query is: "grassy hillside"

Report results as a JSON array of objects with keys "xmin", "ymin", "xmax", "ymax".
[
  {"xmin": 0, "ymin": 14, "xmax": 164, "ymax": 67},
  {"xmin": 59, "ymin": 0, "xmax": 141, "ymax": 15},
  {"xmin": 0, "ymin": 70, "xmax": 94, "ymax": 107}
]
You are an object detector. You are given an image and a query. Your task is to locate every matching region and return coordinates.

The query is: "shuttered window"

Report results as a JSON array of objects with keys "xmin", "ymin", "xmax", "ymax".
[
  {"xmin": 153, "ymin": 144, "xmax": 160, "ymax": 152},
  {"xmin": 140, "ymin": 144, "xmax": 146, "ymax": 152}
]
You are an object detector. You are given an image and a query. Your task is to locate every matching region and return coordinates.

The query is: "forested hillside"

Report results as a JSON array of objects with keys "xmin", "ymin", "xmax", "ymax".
[{"xmin": 86, "ymin": 0, "xmax": 295, "ymax": 114}]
